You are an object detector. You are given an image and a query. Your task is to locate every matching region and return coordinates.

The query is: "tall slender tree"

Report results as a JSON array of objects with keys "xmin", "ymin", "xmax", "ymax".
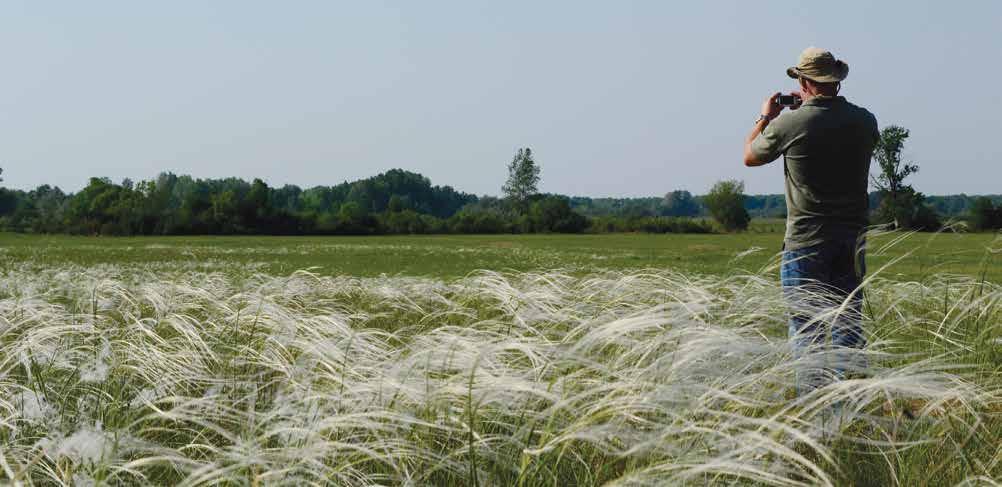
[
  {"xmin": 501, "ymin": 148, "xmax": 540, "ymax": 213},
  {"xmin": 872, "ymin": 126, "xmax": 918, "ymax": 199},
  {"xmin": 871, "ymin": 125, "xmax": 939, "ymax": 229}
]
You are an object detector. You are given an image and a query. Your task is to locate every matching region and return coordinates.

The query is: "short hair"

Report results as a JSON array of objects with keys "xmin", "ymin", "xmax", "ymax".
[{"xmin": 800, "ymin": 76, "xmax": 839, "ymax": 95}]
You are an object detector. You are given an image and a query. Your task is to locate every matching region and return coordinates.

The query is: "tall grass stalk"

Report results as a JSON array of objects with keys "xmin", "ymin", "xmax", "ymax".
[{"xmin": 0, "ymin": 255, "xmax": 998, "ymax": 485}]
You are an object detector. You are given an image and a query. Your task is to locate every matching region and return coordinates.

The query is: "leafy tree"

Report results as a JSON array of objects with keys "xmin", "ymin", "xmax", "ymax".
[
  {"xmin": 661, "ymin": 190, "xmax": 700, "ymax": 217},
  {"xmin": 241, "ymin": 178, "xmax": 270, "ymax": 226},
  {"xmin": 704, "ymin": 180, "xmax": 750, "ymax": 231},
  {"xmin": 0, "ymin": 188, "xmax": 18, "ymax": 216},
  {"xmin": 336, "ymin": 201, "xmax": 376, "ymax": 234},
  {"xmin": 872, "ymin": 126, "xmax": 918, "ymax": 199},
  {"xmin": 300, "ymin": 186, "xmax": 335, "ymax": 214},
  {"xmin": 387, "ymin": 194, "xmax": 404, "ymax": 212},
  {"xmin": 211, "ymin": 190, "xmax": 239, "ymax": 232},
  {"xmin": 620, "ymin": 200, "xmax": 656, "ymax": 219},
  {"xmin": 742, "ymin": 194, "xmax": 786, "ymax": 218},
  {"xmin": 871, "ymin": 125, "xmax": 940, "ymax": 229},
  {"xmin": 272, "ymin": 184, "xmax": 302, "ymax": 213},
  {"xmin": 314, "ymin": 211, "xmax": 339, "ymax": 234},
  {"xmin": 528, "ymin": 196, "xmax": 589, "ymax": 233},
  {"xmin": 502, "ymin": 148, "xmax": 540, "ymax": 213},
  {"xmin": 319, "ymin": 169, "xmax": 475, "ymax": 218},
  {"xmin": 26, "ymin": 185, "xmax": 67, "ymax": 233},
  {"xmin": 449, "ymin": 208, "xmax": 508, "ymax": 234},
  {"xmin": 381, "ymin": 209, "xmax": 428, "ymax": 234},
  {"xmin": 969, "ymin": 197, "xmax": 1001, "ymax": 231},
  {"xmin": 926, "ymin": 194, "xmax": 973, "ymax": 217}
]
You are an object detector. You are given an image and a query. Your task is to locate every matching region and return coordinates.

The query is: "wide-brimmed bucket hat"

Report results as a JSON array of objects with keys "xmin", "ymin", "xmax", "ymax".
[{"xmin": 786, "ymin": 47, "xmax": 849, "ymax": 83}]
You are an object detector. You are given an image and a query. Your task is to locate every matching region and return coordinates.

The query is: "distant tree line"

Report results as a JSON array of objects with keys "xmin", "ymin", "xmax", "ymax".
[
  {"xmin": 0, "ymin": 148, "xmax": 720, "ymax": 236},
  {"xmin": 0, "ymin": 171, "xmax": 997, "ymax": 236},
  {"xmin": 0, "ymin": 137, "xmax": 997, "ymax": 235},
  {"xmin": 0, "ymin": 170, "xmax": 478, "ymax": 235},
  {"xmin": 0, "ymin": 168, "xmax": 602, "ymax": 236},
  {"xmin": 566, "ymin": 192, "xmax": 1000, "ymax": 222}
]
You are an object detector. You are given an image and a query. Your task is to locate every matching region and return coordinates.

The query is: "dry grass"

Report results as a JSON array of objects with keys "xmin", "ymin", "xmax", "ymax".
[{"xmin": 0, "ymin": 255, "xmax": 999, "ymax": 485}]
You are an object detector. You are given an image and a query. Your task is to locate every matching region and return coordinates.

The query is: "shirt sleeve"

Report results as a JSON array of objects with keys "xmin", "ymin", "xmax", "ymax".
[{"xmin": 749, "ymin": 120, "xmax": 788, "ymax": 165}]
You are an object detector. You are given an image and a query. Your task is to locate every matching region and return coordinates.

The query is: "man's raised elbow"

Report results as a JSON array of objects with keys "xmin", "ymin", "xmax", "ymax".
[{"xmin": 743, "ymin": 153, "xmax": 759, "ymax": 167}]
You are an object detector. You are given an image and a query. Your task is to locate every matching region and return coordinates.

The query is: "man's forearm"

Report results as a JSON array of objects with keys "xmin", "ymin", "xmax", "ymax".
[
  {"xmin": 745, "ymin": 92, "xmax": 786, "ymax": 167},
  {"xmin": 743, "ymin": 118, "xmax": 770, "ymax": 167},
  {"xmin": 746, "ymin": 117, "xmax": 769, "ymax": 145}
]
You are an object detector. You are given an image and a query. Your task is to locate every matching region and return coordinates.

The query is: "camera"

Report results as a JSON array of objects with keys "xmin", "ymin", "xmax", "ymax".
[{"xmin": 776, "ymin": 94, "xmax": 800, "ymax": 107}]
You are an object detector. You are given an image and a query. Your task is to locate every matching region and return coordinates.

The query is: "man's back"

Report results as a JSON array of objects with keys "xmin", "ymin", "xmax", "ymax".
[
  {"xmin": 751, "ymin": 96, "xmax": 878, "ymax": 249},
  {"xmin": 744, "ymin": 47, "xmax": 875, "ymax": 396}
]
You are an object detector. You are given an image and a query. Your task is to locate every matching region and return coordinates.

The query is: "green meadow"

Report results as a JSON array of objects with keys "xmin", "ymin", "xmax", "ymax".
[
  {"xmin": 0, "ymin": 230, "xmax": 999, "ymax": 485},
  {"xmin": 0, "ymin": 230, "xmax": 997, "ymax": 281}
]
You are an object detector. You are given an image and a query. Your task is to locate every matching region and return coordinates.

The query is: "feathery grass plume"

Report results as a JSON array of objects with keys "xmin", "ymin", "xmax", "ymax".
[{"xmin": 0, "ymin": 247, "xmax": 998, "ymax": 485}]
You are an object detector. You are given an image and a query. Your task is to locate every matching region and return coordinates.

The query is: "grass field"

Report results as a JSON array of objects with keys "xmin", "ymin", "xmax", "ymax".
[
  {"xmin": 0, "ymin": 231, "xmax": 999, "ymax": 485},
  {"xmin": 0, "ymin": 230, "xmax": 998, "ymax": 281}
]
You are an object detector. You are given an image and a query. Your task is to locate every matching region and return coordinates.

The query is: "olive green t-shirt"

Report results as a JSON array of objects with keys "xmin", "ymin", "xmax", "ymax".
[{"xmin": 750, "ymin": 96, "xmax": 879, "ymax": 250}]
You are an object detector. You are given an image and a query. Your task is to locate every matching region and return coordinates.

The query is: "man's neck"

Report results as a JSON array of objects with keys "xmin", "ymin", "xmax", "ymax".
[{"xmin": 803, "ymin": 92, "xmax": 838, "ymax": 103}]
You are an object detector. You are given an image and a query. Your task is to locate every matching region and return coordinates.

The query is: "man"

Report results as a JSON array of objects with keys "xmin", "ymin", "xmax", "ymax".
[{"xmin": 743, "ymin": 47, "xmax": 879, "ymax": 394}]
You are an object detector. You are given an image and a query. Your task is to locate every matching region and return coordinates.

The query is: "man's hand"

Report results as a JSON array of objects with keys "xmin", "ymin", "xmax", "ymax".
[
  {"xmin": 760, "ymin": 91, "xmax": 803, "ymax": 119},
  {"xmin": 746, "ymin": 91, "xmax": 793, "ymax": 167},
  {"xmin": 788, "ymin": 91, "xmax": 804, "ymax": 111},
  {"xmin": 761, "ymin": 92, "xmax": 784, "ymax": 120}
]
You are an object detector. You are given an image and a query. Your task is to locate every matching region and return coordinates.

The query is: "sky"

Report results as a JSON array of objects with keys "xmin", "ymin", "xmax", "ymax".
[{"xmin": 1, "ymin": 1, "xmax": 999, "ymax": 197}]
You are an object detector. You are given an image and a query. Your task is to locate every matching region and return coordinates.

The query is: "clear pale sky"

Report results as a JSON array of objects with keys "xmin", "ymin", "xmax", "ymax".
[{"xmin": 1, "ymin": 1, "xmax": 999, "ymax": 196}]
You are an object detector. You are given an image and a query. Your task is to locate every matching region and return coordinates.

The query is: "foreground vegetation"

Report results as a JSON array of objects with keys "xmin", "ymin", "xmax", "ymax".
[{"xmin": 0, "ymin": 232, "xmax": 999, "ymax": 485}]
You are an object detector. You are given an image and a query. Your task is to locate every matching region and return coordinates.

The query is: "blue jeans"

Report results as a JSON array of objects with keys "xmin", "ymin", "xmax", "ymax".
[{"xmin": 781, "ymin": 237, "xmax": 866, "ymax": 394}]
